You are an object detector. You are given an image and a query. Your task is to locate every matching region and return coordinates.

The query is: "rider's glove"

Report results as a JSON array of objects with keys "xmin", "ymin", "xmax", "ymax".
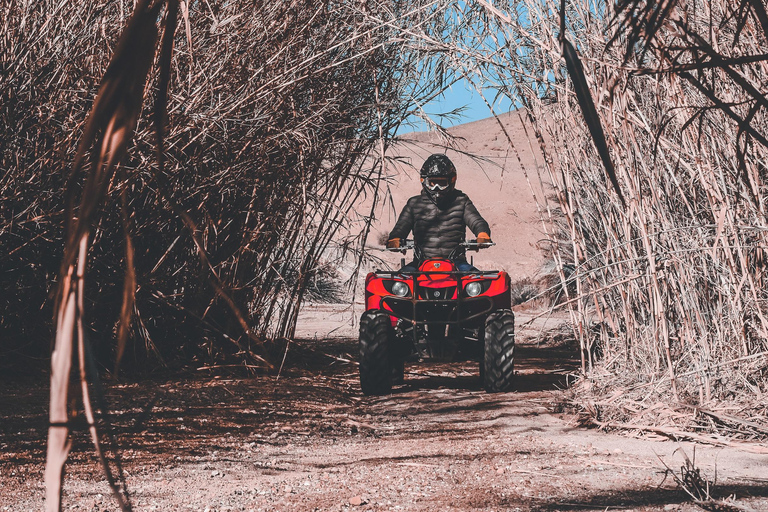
[
  {"xmin": 477, "ymin": 232, "xmax": 492, "ymax": 245},
  {"xmin": 386, "ymin": 238, "xmax": 401, "ymax": 249}
]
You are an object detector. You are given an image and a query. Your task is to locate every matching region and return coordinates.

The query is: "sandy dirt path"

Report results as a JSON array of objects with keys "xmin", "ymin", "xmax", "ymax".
[{"xmin": 1, "ymin": 307, "xmax": 767, "ymax": 512}]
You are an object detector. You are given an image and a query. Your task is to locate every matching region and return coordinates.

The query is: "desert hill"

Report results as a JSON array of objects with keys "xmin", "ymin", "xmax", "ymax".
[
  {"xmin": 297, "ymin": 111, "xmax": 551, "ymax": 337},
  {"xmin": 369, "ymin": 110, "xmax": 550, "ymax": 281}
]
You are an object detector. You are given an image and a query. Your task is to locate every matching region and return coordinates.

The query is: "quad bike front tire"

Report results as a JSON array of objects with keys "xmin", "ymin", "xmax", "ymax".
[
  {"xmin": 483, "ymin": 309, "xmax": 515, "ymax": 392},
  {"xmin": 359, "ymin": 310, "xmax": 395, "ymax": 395}
]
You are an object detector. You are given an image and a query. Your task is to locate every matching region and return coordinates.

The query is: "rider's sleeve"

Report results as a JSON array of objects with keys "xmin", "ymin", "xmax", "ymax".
[
  {"xmin": 389, "ymin": 198, "xmax": 416, "ymax": 240},
  {"xmin": 464, "ymin": 197, "xmax": 491, "ymax": 237}
]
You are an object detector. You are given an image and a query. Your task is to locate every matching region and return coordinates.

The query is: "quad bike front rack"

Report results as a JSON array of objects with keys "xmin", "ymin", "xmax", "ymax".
[{"xmin": 375, "ymin": 269, "xmax": 498, "ymax": 346}]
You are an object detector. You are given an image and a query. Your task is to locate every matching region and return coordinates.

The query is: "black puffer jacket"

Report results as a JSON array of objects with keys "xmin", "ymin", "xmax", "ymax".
[{"xmin": 388, "ymin": 189, "xmax": 490, "ymax": 259}]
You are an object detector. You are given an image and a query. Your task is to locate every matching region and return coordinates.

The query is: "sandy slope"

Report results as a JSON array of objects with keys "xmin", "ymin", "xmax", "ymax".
[
  {"xmin": 367, "ymin": 111, "xmax": 551, "ymax": 282},
  {"xmin": 301, "ymin": 112, "xmax": 552, "ymax": 339}
]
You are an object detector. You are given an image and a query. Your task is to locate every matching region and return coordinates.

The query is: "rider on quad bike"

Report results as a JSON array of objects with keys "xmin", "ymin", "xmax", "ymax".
[
  {"xmin": 359, "ymin": 154, "xmax": 516, "ymax": 396},
  {"xmin": 385, "ymin": 154, "xmax": 492, "ymax": 270}
]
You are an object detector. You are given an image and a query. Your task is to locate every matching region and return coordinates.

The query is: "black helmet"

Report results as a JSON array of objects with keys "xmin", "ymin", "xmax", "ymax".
[{"xmin": 420, "ymin": 154, "xmax": 456, "ymax": 202}]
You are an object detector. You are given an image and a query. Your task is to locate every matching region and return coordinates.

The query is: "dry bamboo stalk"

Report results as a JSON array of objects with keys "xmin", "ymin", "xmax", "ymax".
[
  {"xmin": 435, "ymin": 0, "xmax": 768, "ymax": 427},
  {"xmin": 44, "ymin": 235, "xmax": 85, "ymax": 512}
]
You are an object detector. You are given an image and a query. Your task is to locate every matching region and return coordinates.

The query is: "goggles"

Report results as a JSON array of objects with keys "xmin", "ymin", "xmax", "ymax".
[{"xmin": 423, "ymin": 176, "xmax": 453, "ymax": 191}]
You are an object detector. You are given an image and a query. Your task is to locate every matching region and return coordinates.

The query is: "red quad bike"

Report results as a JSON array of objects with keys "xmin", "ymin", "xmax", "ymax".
[{"xmin": 359, "ymin": 239, "xmax": 515, "ymax": 395}]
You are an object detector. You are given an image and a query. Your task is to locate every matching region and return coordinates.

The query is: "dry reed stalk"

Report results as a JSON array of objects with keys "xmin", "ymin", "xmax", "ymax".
[
  {"xmin": 43, "ymin": 2, "xmax": 170, "ymax": 509},
  {"xmin": 2, "ymin": 0, "xmax": 453, "ymax": 366},
  {"xmin": 397, "ymin": 0, "xmax": 768, "ymax": 433},
  {"xmin": 4, "ymin": 1, "xmax": 458, "ymax": 509}
]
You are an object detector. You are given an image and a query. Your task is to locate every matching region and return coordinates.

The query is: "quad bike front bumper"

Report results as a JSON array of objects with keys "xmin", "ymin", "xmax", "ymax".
[
  {"xmin": 373, "ymin": 269, "xmax": 506, "ymax": 326},
  {"xmin": 369, "ymin": 270, "xmax": 509, "ymax": 360},
  {"xmin": 381, "ymin": 294, "xmax": 495, "ymax": 325}
]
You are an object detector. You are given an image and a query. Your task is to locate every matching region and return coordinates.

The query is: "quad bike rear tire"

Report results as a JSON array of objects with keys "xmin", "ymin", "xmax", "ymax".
[
  {"xmin": 359, "ymin": 310, "xmax": 395, "ymax": 395},
  {"xmin": 482, "ymin": 309, "xmax": 515, "ymax": 392}
]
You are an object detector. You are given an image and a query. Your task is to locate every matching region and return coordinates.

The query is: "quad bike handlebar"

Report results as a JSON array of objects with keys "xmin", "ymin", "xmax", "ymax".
[
  {"xmin": 460, "ymin": 239, "xmax": 496, "ymax": 250},
  {"xmin": 385, "ymin": 239, "xmax": 416, "ymax": 252},
  {"xmin": 386, "ymin": 238, "xmax": 495, "ymax": 257}
]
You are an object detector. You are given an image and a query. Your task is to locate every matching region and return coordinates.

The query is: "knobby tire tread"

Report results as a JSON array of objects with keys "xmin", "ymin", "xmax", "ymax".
[
  {"xmin": 483, "ymin": 310, "xmax": 515, "ymax": 393},
  {"xmin": 359, "ymin": 310, "xmax": 394, "ymax": 395}
]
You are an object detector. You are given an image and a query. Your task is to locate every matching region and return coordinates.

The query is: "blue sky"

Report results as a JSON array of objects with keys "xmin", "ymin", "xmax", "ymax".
[{"xmin": 399, "ymin": 77, "xmax": 514, "ymax": 134}]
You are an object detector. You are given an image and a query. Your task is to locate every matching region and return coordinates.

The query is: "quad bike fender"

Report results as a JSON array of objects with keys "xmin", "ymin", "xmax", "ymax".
[
  {"xmin": 486, "ymin": 272, "xmax": 511, "ymax": 309},
  {"xmin": 365, "ymin": 272, "xmax": 386, "ymax": 310}
]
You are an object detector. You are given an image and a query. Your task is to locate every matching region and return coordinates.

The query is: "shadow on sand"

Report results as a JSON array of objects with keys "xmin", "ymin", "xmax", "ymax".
[
  {"xmin": 526, "ymin": 483, "xmax": 768, "ymax": 511},
  {"xmin": 392, "ymin": 341, "xmax": 581, "ymax": 394}
]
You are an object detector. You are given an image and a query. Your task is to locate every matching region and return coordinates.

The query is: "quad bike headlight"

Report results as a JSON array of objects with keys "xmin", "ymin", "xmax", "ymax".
[
  {"xmin": 391, "ymin": 281, "xmax": 410, "ymax": 297},
  {"xmin": 465, "ymin": 281, "xmax": 483, "ymax": 297}
]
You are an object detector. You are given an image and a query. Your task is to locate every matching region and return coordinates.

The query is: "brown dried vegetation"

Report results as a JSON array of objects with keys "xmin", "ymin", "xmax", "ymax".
[
  {"xmin": 443, "ymin": 0, "xmax": 768, "ymax": 430},
  {"xmin": 4, "ymin": 0, "xmax": 768, "ymax": 508},
  {"xmin": 4, "ymin": 1, "xmax": 459, "ymax": 509},
  {"xmin": 1, "ymin": 0, "xmax": 449, "ymax": 372}
]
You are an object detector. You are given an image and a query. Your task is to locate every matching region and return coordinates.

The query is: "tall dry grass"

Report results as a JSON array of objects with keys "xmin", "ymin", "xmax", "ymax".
[
  {"xmin": 3, "ymin": 1, "xmax": 458, "ymax": 509},
  {"xmin": 1, "ymin": 0, "xmax": 450, "ymax": 372},
  {"xmin": 416, "ymin": 0, "xmax": 768, "ymax": 432},
  {"xmin": 460, "ymin": 0, "xmax": 768, "ymax": 436}
]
